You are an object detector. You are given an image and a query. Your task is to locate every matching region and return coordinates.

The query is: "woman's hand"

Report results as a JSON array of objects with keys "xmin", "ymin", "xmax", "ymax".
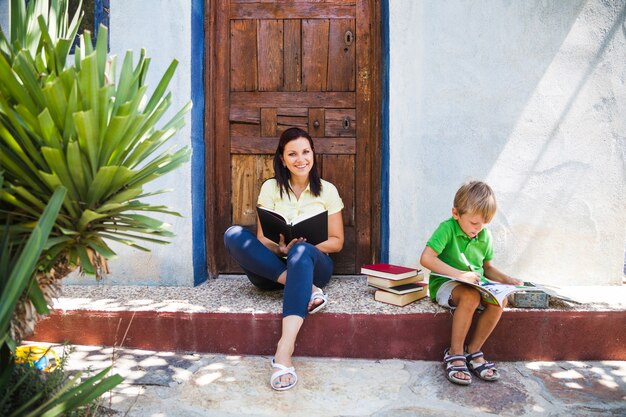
[{"xmin": 278, "ymin": 234, "xmax": 306, "ymax": 256}]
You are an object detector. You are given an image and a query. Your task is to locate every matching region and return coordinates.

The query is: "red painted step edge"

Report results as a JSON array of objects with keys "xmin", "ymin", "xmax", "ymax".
[{"xmin": 31, "ymin": 310, "xmax": 626, "ymax": 361}]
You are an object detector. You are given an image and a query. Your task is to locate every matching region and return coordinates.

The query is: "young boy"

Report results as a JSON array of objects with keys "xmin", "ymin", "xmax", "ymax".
[{"xmin": 420, "ymin": 181, "xmax": 523, "ymax": 385}]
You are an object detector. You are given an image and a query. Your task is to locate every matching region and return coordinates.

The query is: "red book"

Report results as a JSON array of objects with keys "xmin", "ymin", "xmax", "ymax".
[{"xmin": 360, "ymin": 263, "xmax": 419, "ymax": 280}]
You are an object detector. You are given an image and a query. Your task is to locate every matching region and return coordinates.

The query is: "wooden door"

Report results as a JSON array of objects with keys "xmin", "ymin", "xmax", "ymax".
[{"xmin": 205, "ymin": 0, "xmax": 381, "ymax": 275}]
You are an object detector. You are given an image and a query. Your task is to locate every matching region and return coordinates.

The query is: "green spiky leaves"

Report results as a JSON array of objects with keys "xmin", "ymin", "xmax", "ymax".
[{"xmin": 0, "ymin": 1, "xmax": 191, "ymax": 276}]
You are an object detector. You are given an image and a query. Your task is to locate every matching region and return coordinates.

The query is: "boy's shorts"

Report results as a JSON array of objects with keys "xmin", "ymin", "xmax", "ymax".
[
  {"xmin": 435, "ymin": 280, "xmax": 485, "ymax": 311},
  {"xmin": 435, "ymin": 281, "xmax": 461, "ymax": 309}
]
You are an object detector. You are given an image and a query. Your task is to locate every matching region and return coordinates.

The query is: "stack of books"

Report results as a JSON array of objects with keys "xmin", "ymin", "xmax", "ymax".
[{"xmin": 361, "ymin": 263, "xmax": 428, "ymax": 306}]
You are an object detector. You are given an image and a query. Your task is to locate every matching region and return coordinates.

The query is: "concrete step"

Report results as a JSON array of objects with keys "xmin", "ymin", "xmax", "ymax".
[
  {"xmin": 32, "ymin": 276, "xmax": 626, "ymax": 361},
  {"xmin": 27, "ymin": 343, "xmax": 626, "ymax": 417}
]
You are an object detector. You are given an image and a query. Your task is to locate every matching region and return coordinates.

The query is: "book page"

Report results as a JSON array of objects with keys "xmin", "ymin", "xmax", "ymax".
[
  {"xmin": 257, "ymin": 206, "xmax": 287, "ymax": 223},
  {"xmin": 291, "ymin": 209, "xmax": 327, "ymax": 225},
  {"xmin": 478, "ymin": 281, "xmax": 524, "ymax": 306},
  {"xmin": 430, "ymin": 273, "xmax": 530, "ymax": 307}
]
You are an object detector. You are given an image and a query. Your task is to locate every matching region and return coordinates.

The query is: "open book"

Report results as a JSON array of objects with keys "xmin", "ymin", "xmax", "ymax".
[
  {"xmin": 431, "ymin": 273, "xmax": 533, "ymax": 307},
  {"xmin": 256, "ymin": 207, "xmax": 328, "ymax": 245}
]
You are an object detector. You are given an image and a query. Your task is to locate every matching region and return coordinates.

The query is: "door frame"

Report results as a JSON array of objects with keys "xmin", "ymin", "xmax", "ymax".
[{"xmin": 203, "ymin": 0, "xmax": 382, "ymax": 277}]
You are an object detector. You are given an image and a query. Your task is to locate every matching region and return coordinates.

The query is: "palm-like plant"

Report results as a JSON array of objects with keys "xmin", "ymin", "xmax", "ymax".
[
  {"xmin": 0, "ymin": 0, "xmax": 191, "ymax": 342},
  {"xmin": 0, "ymin": 179, "xmax": 123, "ymax": 417}
]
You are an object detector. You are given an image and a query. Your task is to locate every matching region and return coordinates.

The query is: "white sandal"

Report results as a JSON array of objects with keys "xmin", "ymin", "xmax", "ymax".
[
  {"xmin": 270, "ymin": 359, "xmax": 298, "ymax": 391},
  {"xmin": 308, "ymin": 289, "xmax": 328, "ymax": 314}
]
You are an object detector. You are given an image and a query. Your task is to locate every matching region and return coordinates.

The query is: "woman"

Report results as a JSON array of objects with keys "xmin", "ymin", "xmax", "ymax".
[{"xmin": 224, "ymin": 127, "xmax": 344, "ymax": 391}]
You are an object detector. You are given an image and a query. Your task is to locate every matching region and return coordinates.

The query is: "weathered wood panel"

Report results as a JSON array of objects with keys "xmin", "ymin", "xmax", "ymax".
[
  {"xmin": 230, "ymin": 107, "xmax": 260, "ymax": 123},
  {"xmin": 231, "ymin": 155, "xmax": 274, "ymax": 226},
  {"xmin": 231, "ymin": 122, "xmax": 260, "ymax": 137},
  {"xmin": 302, "ymin": 19, "xmax": 329, "ymax": 91},
  {"xmin": 260, "ymin": 108, "xmax": 277, "ymax": 137},
  {"xmin": 231, "ymin": 92, "xmax": 355, "ymax": 108},
  {"xmin": 322, "ymin": 154, "xmax": 357, "ymax": 274},
  {"xmin": 277, "ymin": 115, "xmax": 308, "ymax": 131},
  {"xmin": 207, "ymin": 0, "xmax": 381, "ymax": 275},
  {"xmin": 327, "ymin": 19, "xmax": 356, "ymax": 91},
  {"xmin": 355, "ymin": 0, "xmax": 375, "ymax": 266},
  {"xmin": 321, "ymin": 154, "xmax": 355, "ymax": 227},
  {"xmin": 230, "ymin": 20, "xmax": 257, "ymax": 92},
  {"xmin": 283, "ymin": 20, "xmax": 302, "ymax": 92},
  {"xmin": 233, "ymin": 0, "xmax": 356, "ymax": 3},
  {"xmin": 257, "ymin": 20, "xmax": 283, "ymax": 91},
  {"xmin": 231, "ymin": 4, "xmax": 355, "ymax": 20},
  {"xmin": 231, "ymin": 136, "xmax": 356, "ymax": 154},
  {"xmin": 325, "ymin": 108, "xmax": 356, "ymax": 137},
  {"xmin": 308, "ymin": 108, "xmax": 325, "ymax": 138},
  {"xmin": 212, "ymin": 0, "xmax": 234, "ymax": 273}
]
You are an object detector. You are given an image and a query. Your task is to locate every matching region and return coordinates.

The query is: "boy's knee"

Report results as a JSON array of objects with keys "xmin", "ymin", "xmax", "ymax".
[{"xmin": 455, "ymin": 286, "xmax": 481, "ymax": 308}]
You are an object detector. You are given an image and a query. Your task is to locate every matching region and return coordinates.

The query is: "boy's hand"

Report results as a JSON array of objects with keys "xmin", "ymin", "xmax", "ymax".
[{"xmin": 458, "ymin": 271, "xmax": 480, "ymax": 284}]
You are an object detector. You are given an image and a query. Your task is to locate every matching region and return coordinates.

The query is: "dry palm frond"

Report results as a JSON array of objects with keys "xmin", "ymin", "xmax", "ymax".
[
  {"xmin": 10, "ymin": 295, "xmax": 38, "ymax": 343},
  {"xmin": 10, "ymin": 258, "xmax": 76, "ymax": 343},
  {"xmin": 78, "ymin": 248, "xmax": 110, "ymax": 279}
]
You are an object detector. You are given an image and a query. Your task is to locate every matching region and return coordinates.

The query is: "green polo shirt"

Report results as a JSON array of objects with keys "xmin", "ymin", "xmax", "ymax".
[{"xmin": 426, "ymin": 217, "xmax": 494, "ymax": 300}]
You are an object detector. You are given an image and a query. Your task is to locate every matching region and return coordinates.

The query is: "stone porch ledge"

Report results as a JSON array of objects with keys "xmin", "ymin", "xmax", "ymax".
[{"xmin": 31, "ymin": 276, "xmax": 626, "ymax": 361}]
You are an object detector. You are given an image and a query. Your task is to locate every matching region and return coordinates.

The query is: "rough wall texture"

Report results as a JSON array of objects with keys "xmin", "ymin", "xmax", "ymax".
[
  {"xmin": 2, "ymin": 1, "xmax": 624, "ymax": 287},
  {"xmin": 0, "ymin": 0, "xmax": 194, "ymax": 286},
  {"xmin": 65, "ymin": 0, "xmax": 194, "ymax": 286},
  {"xmin": 0, "ymin": 0, "xmax": 7, "ymax": 32},
  {"xmin": 389, "ymin": 0, "xmax": 626, "ymax": 285}
]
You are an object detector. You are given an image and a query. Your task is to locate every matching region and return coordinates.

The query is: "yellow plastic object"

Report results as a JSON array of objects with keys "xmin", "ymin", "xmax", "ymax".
[{"xmin": 14, "ymin": 345, "xmax": 60, "ymax": 372}]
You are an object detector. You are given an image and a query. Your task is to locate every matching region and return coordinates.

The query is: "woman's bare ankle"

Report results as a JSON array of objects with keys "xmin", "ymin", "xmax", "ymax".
[{"xmin": 274, "ymin": 341, "xmax": 294, "ymax": 366}]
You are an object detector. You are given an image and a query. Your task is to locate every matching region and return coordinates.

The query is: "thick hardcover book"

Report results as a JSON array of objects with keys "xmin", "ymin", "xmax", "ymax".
[
  {"xmin": 257, "ymin": 207, "xmax": 328, "ymax": 245},
  {"xmin": 374, "ymin": 288, "xmax": 427, "ymax": 306},
  {"xmin": 360, "ymin": 263, "xmax": 420, "ymax": 280},
  {"xmin": 369, "ymin": 282, "xmax": 428, "ymax": 295},
  {"xmin": 366, "ymin": 274, "xmax": 424, "ymax": 289}
]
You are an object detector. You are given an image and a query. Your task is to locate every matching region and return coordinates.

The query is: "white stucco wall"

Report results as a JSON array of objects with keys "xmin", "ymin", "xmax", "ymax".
[
  {"xmin": 65, "ymin": 0, "xmax": 195, "ymax": 286},
  {"xmin": 389, "ymin": 0, "xmax": 626, "ymax": 286},
  {"xmin": 0, "ymin": 0, "xmax": 8, "ymax": 33},
  {"xmin": 3, "ymin": 1, "xmax": 624, "ymax": 287},
  {"xmin": 0, "ymin": 1, "xmax": 194, "ymax": 286}
]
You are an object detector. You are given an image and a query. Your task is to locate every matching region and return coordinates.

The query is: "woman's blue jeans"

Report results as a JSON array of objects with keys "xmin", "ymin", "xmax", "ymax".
[{"xmin": 224, "ymin": 225, "xmax": 333, "ymax": 318}]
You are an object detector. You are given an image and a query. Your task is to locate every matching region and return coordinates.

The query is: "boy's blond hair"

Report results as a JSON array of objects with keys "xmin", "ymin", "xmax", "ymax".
[{"xmin": 453, "ymin": 181, "xmax": 497, "ymax": 223}]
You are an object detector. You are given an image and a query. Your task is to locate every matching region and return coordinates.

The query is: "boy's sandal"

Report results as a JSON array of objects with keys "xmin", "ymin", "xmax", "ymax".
[
  {"xmin": 465, "ymin": 350, "xmax": 500, "ymax": 381},
  {"xmin": 443, "ymin": 348, "xmax": 472, "ymax": 385},
  {"xmin": 270, "ymin": 358, "xmax": 298, "ymax": 391},
  {"xmin": 308, "ymin": 289, "xmax": 328, "ymax": 314}
]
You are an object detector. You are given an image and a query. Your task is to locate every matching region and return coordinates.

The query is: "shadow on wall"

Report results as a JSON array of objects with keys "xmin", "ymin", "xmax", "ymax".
[
  {"xmin": 407, "ymin": 0, "xmax": 625, "ymax": 284},
  {"xmin": 487, "ymin": 1, "xmax": 626, "ymax": 282},
  {"xmin": 413, "ymin": 0, "xmax": 588, "ymax": 233}
]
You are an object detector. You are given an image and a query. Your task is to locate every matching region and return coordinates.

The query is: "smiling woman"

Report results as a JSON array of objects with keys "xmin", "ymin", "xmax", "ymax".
[{"xmin": 223, "ymin": 127, "xmax": 344, "ymax": 391}]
